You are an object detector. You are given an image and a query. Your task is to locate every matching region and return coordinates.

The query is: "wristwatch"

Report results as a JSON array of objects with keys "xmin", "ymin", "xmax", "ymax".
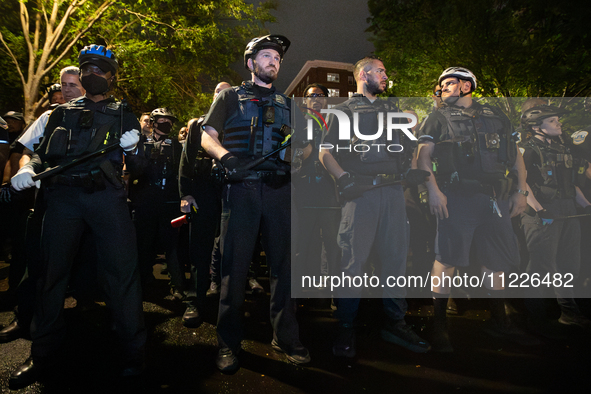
[{"xmin": 516, "ymin": 189, "xmax": 529, "ymax": 196}]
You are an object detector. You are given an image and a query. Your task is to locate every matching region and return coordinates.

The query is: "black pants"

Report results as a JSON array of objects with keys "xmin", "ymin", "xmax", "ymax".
[
  {"xmin": 31, "ymin": 183, "xmax": 146, "ymax": 361},
  {"xmin": 134, "ymin": 188, "xmax": 183, "ymax": 290},
  {"xmin": 217, "ymin": 178, "xmax": 300, "ymax": 351},
  {"xmin": 188, "ymin": 176, "xmax": 222, "ymax": 305}
]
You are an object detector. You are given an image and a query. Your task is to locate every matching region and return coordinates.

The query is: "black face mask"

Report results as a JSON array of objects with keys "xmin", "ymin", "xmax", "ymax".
[
  {"xmin": 80, "ymin": 73, "xmax": 110, "ymax": 95},
  {"xmin": 155, "ymin": 122, "xmax": 172, "ymax": 135}
]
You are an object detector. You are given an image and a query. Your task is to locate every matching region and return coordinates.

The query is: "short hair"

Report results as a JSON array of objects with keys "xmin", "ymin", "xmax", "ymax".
[
  {"xmin": 141, "ymin": 112, "xmax": 151, "ymax": 117},
  {"xmin": 60, "ymin": 66, "xmax": 80, "ymax": 78},
  {"xmin": 304, "ymin": 83, "xmax": 329, "ymax": 97},
  {"xmin": 353, "ymin": 56, "xmax": 382, "ymax": 82}
]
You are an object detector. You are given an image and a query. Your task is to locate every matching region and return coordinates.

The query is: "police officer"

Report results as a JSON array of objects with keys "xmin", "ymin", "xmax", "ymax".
[
  {"xmin": 1, "ymin": 111, "xmax": 26, "ymax": 175},
  {"xmin": 9, "ymin": 44, "xmax": 146, "ymax": 389},
  {"xmin": 293, "ymin": 83, "xmax": 340, "ymax": 287},
  {"xmin": 319, "ymin": 56, "xmax": 430, "ymax": 357},
  {"xmin": 139, "ymin": 112, "xmax": 153, "ymax": 141},
  {"xmin": 47, "ymin": 83, "xmax": 65, "ymax": 106},
  {"xmin": 0, "ymin": 67, "xmax": 86, "ymax": 344},
  {"xmin": 9, "ymin": 67, "xmax": 85, "ymax": 177},
  {"xmin": 130, "ymin": 107, "xmax": 185, "ymax": 297},
  {"xmin": 201, "ymin": 34, "xmax": 310, "ymax": 372},
  {"xmin": 417, "ymin": 67, "xmax": 535, "ymax": 352},
  {"xmin": 178, "ymin": 82, "xmax": 230, "ymax": 327},
  {"xmin": 520, "ymin": 105, "xmax": 591, "ymax": 330}
]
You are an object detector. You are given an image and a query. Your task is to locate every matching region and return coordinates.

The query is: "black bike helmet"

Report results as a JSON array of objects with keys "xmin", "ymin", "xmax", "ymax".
[
  {"xmin": 244, "ymin": 34, "xmax": 290, "ymax": 69},
  {"xmin": 521, "ymin": 105, "xmax": 567, "ymax": 129},
  {"xmin": 46, "ymin": 83, "xmax": 61, "ymax": 101},
  {"xmin": 150, "ymin": 107, "xmax": 178, "ymax": 123},
  {"xmin": 78, "ymin": 44, "xmax": 118, "ymax": 74}
]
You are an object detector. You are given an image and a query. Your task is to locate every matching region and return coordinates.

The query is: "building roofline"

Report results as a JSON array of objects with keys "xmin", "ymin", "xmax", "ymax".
[{"xmin": 285, "ymin": 60, "xmax": 355, "ymax": 96}]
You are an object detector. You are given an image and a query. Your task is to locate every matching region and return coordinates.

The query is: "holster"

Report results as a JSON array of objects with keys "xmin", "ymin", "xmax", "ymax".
[{"xmin": 99, "ymin": 160, "xmax": 124, "ymax": 189}]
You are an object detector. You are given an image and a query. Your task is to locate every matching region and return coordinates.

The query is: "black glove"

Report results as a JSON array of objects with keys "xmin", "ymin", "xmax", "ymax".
[
  {"xmin": 337, "ymin": 172, "xmax": 365, "ymax": 201},
  {"xmin": 220, "ymin": 153, "xmax": 247, "ymax": 182},
  {"xmin": 0, "ymin": 184, "xmax": 12, "ymax": 204},
  {"xmin": 404, "ymin": 169, "xmax": 430, "ymax": 186}
]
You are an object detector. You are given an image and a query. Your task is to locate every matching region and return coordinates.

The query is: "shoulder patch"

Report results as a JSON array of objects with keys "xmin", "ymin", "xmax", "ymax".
[
  {"xmin": 275, "ymin": 94, "xmax": 286, "ymax": 106},
  {"xmin": 572, "ymin": 130, "xmax": 588, "ymax": 145}
]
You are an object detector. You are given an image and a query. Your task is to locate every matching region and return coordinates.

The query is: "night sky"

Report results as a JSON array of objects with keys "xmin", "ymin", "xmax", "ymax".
[{"xmin": 240, "ymin": 0, "xmax": 375, "ymax": 92}]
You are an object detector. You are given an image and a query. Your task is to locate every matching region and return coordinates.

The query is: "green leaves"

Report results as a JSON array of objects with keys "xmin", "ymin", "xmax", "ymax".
[
  {"xmin": 1, "ymin": 0, "xmax": 275, "ymax": 124},
  {"xmin": 368, "ymin": 0, "xmax": 591, "ymax": 102}
]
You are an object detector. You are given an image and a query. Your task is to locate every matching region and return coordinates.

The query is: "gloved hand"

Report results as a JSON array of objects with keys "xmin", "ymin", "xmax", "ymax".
[
  {"xmin": 337, "ymin": 172, "xmax": 365, "ymax": 201},
  {"xmin": 220, "ymin": 153, "xmax": 247, "ymax": 182},
  {"xmin": 404, "ymin": 169, "xmax": 430, "ymax": 186},
  {"xmin": 11, "ymin": 166, "xmax": 40, "ymax": 191},
  {"xmin": 0, "ymin": 184, "xmax": 12, "ymax": 203},
  {"xmin": 120, "ymin": 129, "xmax": 140, "ymax": 151}
]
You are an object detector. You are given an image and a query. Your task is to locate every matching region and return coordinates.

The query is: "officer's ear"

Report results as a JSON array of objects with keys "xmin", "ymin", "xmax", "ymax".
[
  {"xmin": 459, "ymin": 79, "xmax": 471, "ymax": 94},
  {"xmin": 247, "ymin": 58, "xmax": 254, "ymax": 72},
  {"xmin": 358, "ymin": 69, "xmax": 368, "ymax": 83},
  {"xmin": 108, "ymin": 74, "xmax": 117, "ymax": 87}
]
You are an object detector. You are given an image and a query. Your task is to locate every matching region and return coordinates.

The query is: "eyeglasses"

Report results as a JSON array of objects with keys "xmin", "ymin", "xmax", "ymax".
[{"xmin": 305, "ymin": 93, "xmax": 327, "ymax": 98}]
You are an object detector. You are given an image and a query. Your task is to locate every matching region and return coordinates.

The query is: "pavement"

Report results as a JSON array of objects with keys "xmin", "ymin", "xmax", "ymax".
[{"xmin": 1, "ymin": 262, "xmax": 590, "ymax": 394}]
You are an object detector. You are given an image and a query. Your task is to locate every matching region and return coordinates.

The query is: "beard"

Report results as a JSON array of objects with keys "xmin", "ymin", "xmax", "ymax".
[
  {"xmin": 253, "ymin": 60, "xmax": 278, "ymax": 84},
  {"xmin": 366, "ymin": 78, "xmax": 385, "ymax": 96}
]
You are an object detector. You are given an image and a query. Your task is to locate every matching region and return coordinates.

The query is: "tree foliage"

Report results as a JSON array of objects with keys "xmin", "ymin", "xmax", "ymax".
[
  {"xmin": 0, "ymin": 0, "xmax": 274, "ymax": 124},
  {"xmin": 369, "ymin": 0, "xmax": 591, "ymax": 117}
]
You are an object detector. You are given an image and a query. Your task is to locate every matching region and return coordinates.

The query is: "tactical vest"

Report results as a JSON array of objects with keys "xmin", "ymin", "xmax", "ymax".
[
  {"xmin": 141, "ymin": 138, "xmax": 179, "ymax": 184},
  {"xmin": 434, "ymin": 102, "xmax": 516, "ymax": 182},
  {"xmin": 43, "ymin": 98, "xmax": 125, "ymax": 169},
  {"xmin": 336, "ymin": 95, "xmax": 406, "ymax": 176},
  {"xmin": 521, "ymin": 137, "xmax": 582, "ymax": 201},
  {"xmin": 223, "ymin": 82, "xmax": 291, "ymax": 161}
]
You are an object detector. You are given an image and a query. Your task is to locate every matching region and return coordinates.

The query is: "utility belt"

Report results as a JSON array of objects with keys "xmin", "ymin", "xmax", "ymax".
[
  {"xmin": 193, "ymin": 156, "xmax": 224, "ymax": 183},
  {"xmin": 354, "ymin": 173, "xmax": 405, "ymax": 186},
  {"xmin": 49, "ymin": 169, "xmax": 106, "ymax": 192},
  {"xmin": 535, "ymin": 186, "xmax": 576, "ymax": 202},
  {"xmin": 236, "ymin": 170, "xmax": 290, "ymax": 185},
  {"xmin": 442, "ymin": 175, "xmax": 513, "ymax": 200}
]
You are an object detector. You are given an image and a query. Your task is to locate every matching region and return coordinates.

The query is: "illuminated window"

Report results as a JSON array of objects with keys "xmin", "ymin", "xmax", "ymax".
[
  {"xmin": 348, "ymin": 91, "xmax": 355, "ymax": 98},
  {"xmin": 327, "ymin": 73, "xmax": 340, "ymax": 83},
  {"xmin": 328, "ymin": 88, "xmax": 340, "ymax": 97}
]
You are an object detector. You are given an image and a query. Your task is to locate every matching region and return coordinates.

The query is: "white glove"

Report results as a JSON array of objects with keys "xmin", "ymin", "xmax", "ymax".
[
  {"xmin": 11, "ymin": 166, "xmax": 40, "ymax": 191},
  {"xmin": 120, "ymin": 129, "xmax": 140, "ymax": 151}
]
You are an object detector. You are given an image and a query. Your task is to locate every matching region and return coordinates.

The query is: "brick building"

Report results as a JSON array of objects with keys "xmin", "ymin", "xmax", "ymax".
[{"xmin": 285, "ymin": 60, "xmax": 356, "ymax": 98}]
